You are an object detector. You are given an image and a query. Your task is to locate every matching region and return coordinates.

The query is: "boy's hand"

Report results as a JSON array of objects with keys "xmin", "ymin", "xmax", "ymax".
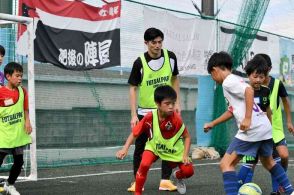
[
  {"xmin": 240, "ymin": 118, "xmax": 251, "ymax": 131},
  {"xmin": 287, "ymin": 122, "xmax": 294, "ymax": 135},
  {"xmin": 25, "ymin": 120, "xmax": 32, "ymax": 134},
  {"xmin": 204, "ymin": 122, "xmax": 213, "ymax": 133},
  {"xmin": 116, "ymin": 149, "xmax": 128, "ymax": 160},
  {"xmin": 182, "ymin": 154, "xmax": 190, "ymax": 164}
]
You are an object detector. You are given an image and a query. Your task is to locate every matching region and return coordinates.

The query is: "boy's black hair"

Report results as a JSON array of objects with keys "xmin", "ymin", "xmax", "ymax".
[
  {"xmin": 207, "ymin": 51, "xmax": 233, "ymax": 73},
  {"xmin": 0, "ymin": 45, "xmax": 5, "ymax": 56},
  {"xmin": 4, "ymin": 62, "xmax": 23, "ymax": 79},
  {"xmin": 154, "ymin": 85, "xmax": 177, "ymax": 104},
  {"xmin": 255, "ymin": 53, "xmax": 272, "ymax": 68},
  {"xmin": 144, "ymin": 28, "xmax": 164, "ymax": 42},
  {"xmin": 244, "ymin": 55, "xmax": 268, "ymax": 76}
]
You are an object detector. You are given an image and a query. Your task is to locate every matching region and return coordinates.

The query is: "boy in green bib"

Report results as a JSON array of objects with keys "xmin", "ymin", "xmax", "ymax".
[
  {"xmin": 116, "ymin": 85, "xmax": 194, "ymax": 195},
  {"xmin": 0, "ymin": 62, "xmax": 32, "ymax": 195}
]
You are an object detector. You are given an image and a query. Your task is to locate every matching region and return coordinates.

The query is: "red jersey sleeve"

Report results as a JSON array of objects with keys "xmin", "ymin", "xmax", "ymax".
[{"xmin": 132, "ymin": 112, "xmax": 153, "ymax": 137}]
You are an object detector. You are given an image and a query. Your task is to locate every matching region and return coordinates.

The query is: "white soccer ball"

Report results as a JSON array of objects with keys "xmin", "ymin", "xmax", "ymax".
[{"xmin": 238, "ymin": 182, "xmax": 262, "ymax": 195}]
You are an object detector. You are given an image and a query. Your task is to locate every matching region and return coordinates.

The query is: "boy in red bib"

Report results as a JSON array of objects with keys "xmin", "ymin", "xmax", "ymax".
[{"xmin": 116, "ymin": 85, "xmax": 194, "ymax": 195}]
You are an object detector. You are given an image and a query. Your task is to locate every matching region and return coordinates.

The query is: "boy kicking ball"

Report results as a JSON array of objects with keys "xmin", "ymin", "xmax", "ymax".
[
  {"xmin": 204, "ymin": 52, "xmax": 294, "ymax": 195},
  {"xmin": 116, "ymin": 85, "xmax": 194, "ymax": 195}
]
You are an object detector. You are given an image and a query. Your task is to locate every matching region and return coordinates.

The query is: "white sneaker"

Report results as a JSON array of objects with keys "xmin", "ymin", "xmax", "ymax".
[
  {"xmin": 4, "ymin": 182, "xmax": 20, "ymax": 195},
  {"xmin": 171, "ymin": 170, "xmax": 186, "ymax": 194}
]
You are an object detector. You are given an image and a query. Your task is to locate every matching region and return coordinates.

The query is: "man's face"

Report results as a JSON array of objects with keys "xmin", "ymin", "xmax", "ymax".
[
  {"xmin": 6, "ymin": 70, "xmax": 23, "ymax": 87},
  {"xmin": 157, "ymin": 98, "xmax": 175, "ymax": 117},
  {"xmin": 145, "ymin": 36, "xmax": 163, "ymax": 57},
  {"xmin": 248, "ymin": 71, "xmax": 265, "ymax": 89}
]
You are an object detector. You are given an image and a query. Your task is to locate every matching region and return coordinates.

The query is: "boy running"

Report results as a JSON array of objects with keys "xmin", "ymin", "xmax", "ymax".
[
  {"xmin": 117, "ymin": 85, "xmax": 194, "ymax": 195},
  {"xmin": 204, "ymin": 52, "xmax": 294, "ymax": 195},
  {"xmin": 237, "ymin": 55, "xmax": 272, "ymax": 185}
]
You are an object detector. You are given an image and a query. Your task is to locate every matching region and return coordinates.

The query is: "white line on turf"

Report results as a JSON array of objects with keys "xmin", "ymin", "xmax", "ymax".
[{"xmin": 17, "ymin": 160, "xmax": 294, "ymax": 182}]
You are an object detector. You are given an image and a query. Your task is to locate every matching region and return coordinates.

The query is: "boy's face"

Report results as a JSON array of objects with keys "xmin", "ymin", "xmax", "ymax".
[
  {"xmin": 6, "ymin": 70, "xmax": 23, "ymax": 87},
  {"xmin": 0, "ymin": 54, "xmax": 4, "ymax": 65},
  {"xmin": 157, "ymin": 98, "xmax": 175, "ymax": 117},
  {"xmin": 145, "ymin": 36, "xmax": 163, "ymax": 57},
  {"xmin": 248, "ymin": 71, "xmax": 265, "ymax": 89},
  {"xmin": 210, "ymin": 67, "xmax": 223, "ymax": 84}
]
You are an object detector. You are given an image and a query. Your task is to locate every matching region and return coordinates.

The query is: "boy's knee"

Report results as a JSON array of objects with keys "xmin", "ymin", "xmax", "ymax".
[{"xmin": 181, "ymin": 164, "xmax": 194, "ymax": 178}]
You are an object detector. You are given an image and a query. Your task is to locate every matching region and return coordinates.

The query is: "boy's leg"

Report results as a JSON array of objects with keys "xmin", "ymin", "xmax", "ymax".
[
  {"xmin": 260, "ymin": 156, "xmax": 293, "ymax": 194},
  {"xmin": 271, "ymin": 140, "xmax": 289, "ymax": 193},
  {"xmin": 176, "ymin": 163, "xmax": 194, "ymax": 179},
  {"xmin": 161, "ymin": 160, "xmax": 172, "ymax": 179},
  {"xmin": 220, "ymin": 152, "xmax": 240, "ymax": 195},
  {"xmin": 159, "ymin": 161, "xmax": 177, "ymax": 191},
  {"xmin": 133, "ymin": 132, "xmax": 148, "ymax": 177},
  {"xmin": 135, "ymin": 150, "xmax": 157, "ymax": 195},
  {"xmin": 259, "ymin": 139, "xmax": 293, "ymax": 195},
  {"xmin": 237, "ymin": 156, "xmax": 257, "ymax": 186}
]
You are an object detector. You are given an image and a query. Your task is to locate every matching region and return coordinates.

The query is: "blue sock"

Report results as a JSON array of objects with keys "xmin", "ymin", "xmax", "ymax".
[
  {"xmin": 271, "ymin": 157, "xmax": 281, "ymax": 192},
  {"xmin": 244, "ymin": 168, "xmax": 254, "ymax": 183},
  {"xmin": 270, "ymin": 163, "xmax": 293, "ymax": 194},
  {"xmin": 223, "ymin": 171, "xmax": 239, "ymax": 195},
  {"xmin": 238, "ymin": 164, "xmax": 253, "ymax": 186}
]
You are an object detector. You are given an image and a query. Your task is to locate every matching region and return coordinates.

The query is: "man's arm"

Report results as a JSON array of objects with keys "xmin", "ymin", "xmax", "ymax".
[
  {"xmin": 281, "ymin": 96, "xmax": 294, "ymax": 134},
  {"xmin": 129, "ymin": 85, "xmax": 139, "ymax": 128},
  {"xmin": 204, "ymin": 110, "xmax": 233, "ymax": 132},
  {"xmin": 171, "ymin": 75, "xmax": 181, "ymax": 114}
]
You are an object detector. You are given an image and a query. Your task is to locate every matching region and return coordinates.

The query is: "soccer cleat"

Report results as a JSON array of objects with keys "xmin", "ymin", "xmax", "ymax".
[
  {"xmin": 4, "ymin": 182, "xmax": 20, "ymax": 195},
  {"xmin": 127, "ymin": 182, "xmax": 144, "ymax": 192},
  {"xmin": 159, "ymin": 179, "xmax": 177, "ymax": 191},
  {"xmin": 171, "ymin": 171, "xmax": 186, "ymax": 194}
]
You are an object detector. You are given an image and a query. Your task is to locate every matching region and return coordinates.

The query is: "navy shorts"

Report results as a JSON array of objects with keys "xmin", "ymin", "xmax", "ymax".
[{"xmin": 226, "ymin": 137, "xmax": 273, "ymax": 158}]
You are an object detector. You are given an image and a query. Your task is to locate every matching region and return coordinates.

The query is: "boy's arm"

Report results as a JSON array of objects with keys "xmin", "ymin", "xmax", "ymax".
[
  {"xmin": 266, "ymin": 106, "xmax": 272, "ymax": 124},
  {"xmin": 281, "ymin": 96, "xmax": 294, "ymax": 134},
  {"xmin": 116, "ymin": 132, "xmax": 137, "ymax": 160},
  {"xmin": 182, "ymin": 130, "xmax": 191, "ymax": 164},
  {"xmin": 24, "ymin": 110, "xmax": 32, "ymax": 134},
  {"xmin": 240, "ymin": 86, "xmax": 254, "ymax": 131},
  {"xmin": 204, "ymin": 110, "xmax": 233, "ymax": 132}
]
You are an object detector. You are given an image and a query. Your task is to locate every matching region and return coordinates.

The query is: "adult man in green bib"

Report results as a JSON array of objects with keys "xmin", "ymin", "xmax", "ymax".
[{"xmin": 127, "ymin": 27, "xmax": 180, "ymax": 192}]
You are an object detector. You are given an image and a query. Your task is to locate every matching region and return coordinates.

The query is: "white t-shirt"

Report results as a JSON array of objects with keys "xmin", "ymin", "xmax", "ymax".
[{"xmin": 223, "ymin": 74, "xmax": 272, "ymax": 141}]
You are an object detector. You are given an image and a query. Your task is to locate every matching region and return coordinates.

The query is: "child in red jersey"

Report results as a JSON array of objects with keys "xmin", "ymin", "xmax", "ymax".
[
  {"xmin": 116, "ymin": 85, "xmax": 194, "ymax": 195},
  {"xmin": 0, "ymin": 62, "xmax": 32, "ymax": 195}
]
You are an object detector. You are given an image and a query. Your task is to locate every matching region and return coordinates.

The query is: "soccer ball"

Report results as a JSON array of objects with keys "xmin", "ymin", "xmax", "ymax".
[{"xmin": 238, "ymin": 183, "xmax": 262, "ymax": 195}]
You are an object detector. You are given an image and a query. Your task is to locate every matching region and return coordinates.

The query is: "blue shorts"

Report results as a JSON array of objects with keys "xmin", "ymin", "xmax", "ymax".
[
  {"xmin": 226, "ymin": 137, "xmax": 273, "ymax": 158},
  {"xmin": 273, "ymin": 138, "xmax": 287, "ymax": 159}
]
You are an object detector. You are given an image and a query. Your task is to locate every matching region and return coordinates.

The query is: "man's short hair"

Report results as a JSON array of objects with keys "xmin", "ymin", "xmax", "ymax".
[
  {"xmin": 207, "ymin": 51, "xmax": 233, "ymax": 73},
  {"xmin": 144, "ymin": 28, "xmax": 164, "ymax": 42},
  {"xmin": 0, "ymin": 45, "xmax": 5, "ymax": 56}
]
